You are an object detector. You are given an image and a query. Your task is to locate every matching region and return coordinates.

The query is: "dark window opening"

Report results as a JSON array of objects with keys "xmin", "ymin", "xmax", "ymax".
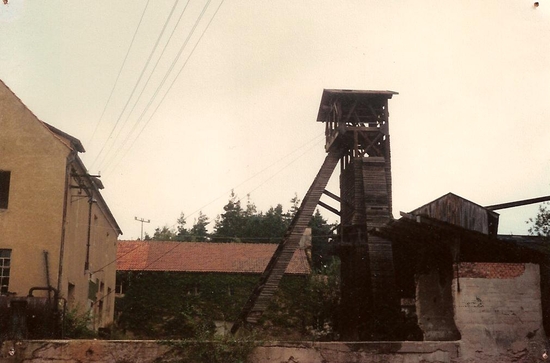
[
  {"xmin": 0, "ymin": 171, "xmax": 11, "ymax": 209},
  {"xmin": 68, "ymin": 283, "xmax": 76, "ymax": 306},
  {"xmin": 0, "ymin": 249, "xmax": 12, "ymax": 295}
]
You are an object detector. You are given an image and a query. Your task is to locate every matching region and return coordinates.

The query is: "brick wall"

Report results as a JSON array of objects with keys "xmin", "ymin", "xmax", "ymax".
[{"xmin": 457, "ymin": 262, "xmax": 525, "ymax": 279}]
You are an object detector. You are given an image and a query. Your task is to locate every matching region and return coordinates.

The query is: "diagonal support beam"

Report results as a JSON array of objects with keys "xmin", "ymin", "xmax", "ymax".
[
  {"xmin": 318, "ymin": 200, "xmax": 340, "ymax": 216},
  {"xmin": 231, "ymin": 147, "xmax": 344, "ymax": 334}
]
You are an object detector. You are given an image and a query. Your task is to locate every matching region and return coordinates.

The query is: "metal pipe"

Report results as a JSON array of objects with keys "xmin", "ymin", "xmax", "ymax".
[
  {"xmin": 28, "ymin": 286, "xmax": 59, "ymax": 298},
  {"xmin": 43, "ymin": 250, "xmax": 51, "ymax": 300},
  {"xmin": 485, "ymin": 195, "xmax": 550, "ymax": 210},
  {"xmin": 57, "ymin": 151, "xmax": 77, "ymax": 293},
  {"xmin": 85, "ymin": 198, "xmax": 96, "ymax": 272}
]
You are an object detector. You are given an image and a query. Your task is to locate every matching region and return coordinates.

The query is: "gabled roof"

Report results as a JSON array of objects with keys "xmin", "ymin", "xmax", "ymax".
[
  {"xmin": 43, "ymin": 122, "xmax": 85, "ymax": 153},
  {"xmin": 409, "ymin": 192, "xmax": 500, "ymax": 235},
  {"xmin": 0, "ymin": 79, "xmax": 84, "ymax": 153},
  {"xmin": 117, "ymin": 240, "xmax": 311, "ymax": 275},
  {"xmin": 0, "ymin": 79, "xmax": 121, "ymax": 235}
]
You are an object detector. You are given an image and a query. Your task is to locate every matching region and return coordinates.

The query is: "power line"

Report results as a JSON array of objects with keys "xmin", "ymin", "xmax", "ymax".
[
  {"xmin": 97, "ymin": 0, "xmax": 192, "ymax": 172},
  {"xmin": 102, "ymin": 0, "xmax": 223, "ymax": 175},
  {"xmin": 246, "ymin": 138, "xmax": 325, "ymax": 196},
  {"xmin": 88, "ymin": 0, "xmax": 152, "ymax": 146},
  {"xmin": 80, "ymin": 0, "xmax": 228, "ymax": 277},
  {"xmin": 134, "ymin": 216, "xmax": 151, "ymax": 240},
  {"xmin": 91, "ymin": 0, "xmax": 183, "ymax": 171},
  {"xmin": 165, "ymin": 132, "xmax": 325, "ymax": 229}
]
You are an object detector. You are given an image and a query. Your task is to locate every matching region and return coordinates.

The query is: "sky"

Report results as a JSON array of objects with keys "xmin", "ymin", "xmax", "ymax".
[{"xmin": 1, "ymin": 1, "xmax": 549, "ymax": 239}]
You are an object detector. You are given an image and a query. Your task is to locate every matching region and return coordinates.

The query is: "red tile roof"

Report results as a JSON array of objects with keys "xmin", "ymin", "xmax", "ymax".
[{"xmin": 117, "ymin": 241, "xmax": 311, "ymax": 275}]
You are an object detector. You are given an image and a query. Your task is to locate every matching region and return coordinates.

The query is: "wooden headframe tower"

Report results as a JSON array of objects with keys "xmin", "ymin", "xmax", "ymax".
[
  {"xmin": 318, "ymin": 89, "xmax": 400, "ymax": 340},
  {"xmin": 232, "ymin": 89, "xmax": 399, "ymax": 339}
]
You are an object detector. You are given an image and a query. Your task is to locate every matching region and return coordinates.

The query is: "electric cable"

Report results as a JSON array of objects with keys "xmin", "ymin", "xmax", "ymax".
[
  {"xmin": 97, "ymin": 0, "xmax": 192, "ymax": 172},
  {"xmin": 166, "ymin": 132, "xmax": 324, "ymax": 229},
  {"xmin": 91, "ymin": 0, "xmax": 183, "ymax": 171},
  {"xmin": 88, "ymin": 0, "xmax": 152, "ymax": 146},
  {"xmin": 102, "ymin": 0, "xmax": 223, "ymax": 175}
]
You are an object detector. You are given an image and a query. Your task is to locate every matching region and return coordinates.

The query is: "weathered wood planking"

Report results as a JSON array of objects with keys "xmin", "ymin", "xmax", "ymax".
[
  {"xmin": 231, "ymin": 147, "xmax": 343, "ymax": 334},
  {"xmin": 411, "ymin": 193, "xmax": 499, "ymax": 235}
]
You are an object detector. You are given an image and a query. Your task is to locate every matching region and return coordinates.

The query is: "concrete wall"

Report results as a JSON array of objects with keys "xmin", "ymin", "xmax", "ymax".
[
  {"xmin": 3, "ymin": 338, "xmax": 548, "ymax": 363},
  {"xmin": 416, "ymin": 268, "xmax": 460, "ymax": 341},
  {"xmin": 453, "ymin": 262, "xmax": 547, "ymax": 361},
  {"xmin": 1, "ymin": 340, "xmax": 461, "ymax": 363}
]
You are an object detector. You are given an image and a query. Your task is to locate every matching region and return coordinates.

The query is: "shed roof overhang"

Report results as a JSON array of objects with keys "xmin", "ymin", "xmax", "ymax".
[{"xmin": 370, "ymin": 213, "xmax": 547, "ymax": 264}]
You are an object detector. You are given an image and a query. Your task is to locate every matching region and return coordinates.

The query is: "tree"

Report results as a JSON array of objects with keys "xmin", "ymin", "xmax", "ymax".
[
  {"xmin": 213, "ymin": 191, "xmax": 246, "ymax": 242},
  {"xmin": 175, "ymin": 212, "xmax": 189, "ymax": 241},
  {"xmin": 528, "ymin": 202, "xmax": 550, "ymax": 237},
  {"xmin": 260, "ymin": 204, "xmax": 289, "ymax": 242},
  {"xmin": 213, "ymin": 192, "xmax": 292, "ymax": 243},
  {"xmin": 189, "ymin": 211, "xmax": 210, "ymax": 242},
  {"xmin": 287, "ymin": 194, "xmax": 301, "ymax": 221},
  {"xmin": 310, "ymin": 209, "xmax": 336, "ymax": 270},
  {"xmin": 149, "ymin": 225, "xmax": 177, "ymax": 241}
]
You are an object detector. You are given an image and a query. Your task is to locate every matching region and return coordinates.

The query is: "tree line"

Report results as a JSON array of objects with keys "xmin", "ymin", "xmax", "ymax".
[{"xmin": 144, "ymin": 191, "xmax": 337, "ymax": 270}]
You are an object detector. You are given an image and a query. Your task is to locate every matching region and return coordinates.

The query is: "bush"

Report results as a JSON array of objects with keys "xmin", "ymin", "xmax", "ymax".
[{"xmin": 63, "ymin": 308, "xmax": 96, "ymax": 339}]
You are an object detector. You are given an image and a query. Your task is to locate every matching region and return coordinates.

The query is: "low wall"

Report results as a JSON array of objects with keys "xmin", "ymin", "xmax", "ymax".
[
  {"xmin": 1, "ymin": 340, "xmax": 461, "ymax": 363},
  {"xmin": 3, "ymin": 338, "xmax": 544, "ymax": 363}
]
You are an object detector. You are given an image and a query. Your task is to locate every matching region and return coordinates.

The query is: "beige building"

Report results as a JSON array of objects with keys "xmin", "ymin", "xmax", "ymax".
[{"xmin": 0, "ymin": 80, "xmax": 121, "ymax": 332}]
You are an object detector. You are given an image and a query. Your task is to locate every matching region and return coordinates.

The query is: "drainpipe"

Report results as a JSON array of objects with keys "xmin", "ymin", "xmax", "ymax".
[
  {"xmin": 57, "ymin": 151, "xmax": 77, "ymax": 293},
  {"xmin": 85, "ymin": 197, "xmax": 97, "ymax": 273},
  {"xmin": 44, "ymin": 250, "xmax": 51, "ymax": 300}
]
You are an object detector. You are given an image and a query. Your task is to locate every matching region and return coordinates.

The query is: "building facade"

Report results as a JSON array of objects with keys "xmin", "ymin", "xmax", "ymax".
[
  {"xmin": 116, "ymin": 240, "xmax": 311, "ymax": 338},
  {"xmin": 0, "ymin": 80, "xmax": 121, "ymax": 337}
]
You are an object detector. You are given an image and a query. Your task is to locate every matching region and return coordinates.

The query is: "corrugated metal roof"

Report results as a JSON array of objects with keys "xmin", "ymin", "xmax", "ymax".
[{"xmin": 117, "ymin": 240, "xmax": 311, "ymax": 275}]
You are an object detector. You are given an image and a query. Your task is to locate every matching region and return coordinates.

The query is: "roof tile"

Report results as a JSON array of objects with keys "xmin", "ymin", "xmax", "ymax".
[{"xmin": 117, "ymin": 241, "xmax": 310, "ymax": 275}]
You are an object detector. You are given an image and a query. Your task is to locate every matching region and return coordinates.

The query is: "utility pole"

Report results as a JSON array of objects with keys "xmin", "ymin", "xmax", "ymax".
[{"xmin": 134, "ymin": 216, "xmax": 150, "ymax": 240}]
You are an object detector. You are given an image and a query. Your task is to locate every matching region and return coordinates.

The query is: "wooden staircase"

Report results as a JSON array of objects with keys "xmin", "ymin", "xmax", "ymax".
[{"xmin": 231, "ymin": 147, "xmax": 343, "ymax": 334}]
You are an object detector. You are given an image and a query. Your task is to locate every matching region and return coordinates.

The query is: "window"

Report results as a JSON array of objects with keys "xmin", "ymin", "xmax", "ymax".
[
  {"xmin": 0, "ymin": 171, "xmax": 10, "ymax": 209},
  {"xmin": 0, "ymin": 249, "xmax": 11, "ymax": 295},
  {"xmin": 185, "ymin": 283, "xmax": 201, "ymax": 296},
  {"xmin": 68, "ymin": 283, "xmax": 75, "ymax": 306}
]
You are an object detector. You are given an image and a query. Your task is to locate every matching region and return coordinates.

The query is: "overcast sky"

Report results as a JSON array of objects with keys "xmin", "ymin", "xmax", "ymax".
[{"xmin": 1, "ymin": 1, "xmax": 549, "ymax": 239}]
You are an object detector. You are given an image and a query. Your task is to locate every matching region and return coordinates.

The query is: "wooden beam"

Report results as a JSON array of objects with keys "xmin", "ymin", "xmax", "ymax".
[
  {"xmin": 485, "ymin": 195, "xmax": 550, "ymax": 210},
  {"xmin": 323, "ymin": 189, "xmax": 341, "ymax": 203},
  {"xmin": 318, "ymin": 201, "xmax": 341, "ymax": 216}
]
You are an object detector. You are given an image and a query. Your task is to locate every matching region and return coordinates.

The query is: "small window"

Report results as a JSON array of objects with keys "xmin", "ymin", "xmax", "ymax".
[
  {"xmin": 0, "ymin": 249, "xmax": 12, "ymax": 295},
  {"xmin": 68, "ymin": 283, "xmax": 76, "ymax": 306},
  {"xmin": 0, "ymin": 171, "xmax": 11, "ymax": 209},
  {"xmin": 185, "ymin": 283, "xmax": 201, "ymax": 296}
]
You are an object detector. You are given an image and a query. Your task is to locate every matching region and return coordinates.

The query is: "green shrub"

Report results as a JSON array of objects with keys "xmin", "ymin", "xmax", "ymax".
[{"xmin": 63, "ymin": 307, "xmax": 96, "ymax": 339}]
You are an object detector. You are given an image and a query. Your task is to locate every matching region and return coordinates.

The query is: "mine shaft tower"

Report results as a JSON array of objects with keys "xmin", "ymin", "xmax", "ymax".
[
  {"xmin": 319, "ymin": 89, "xmax": 399, "ymax": 340},
  {"xmin": 232, "ymin": 89, "xmax": 399, "ymax": 339}
]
